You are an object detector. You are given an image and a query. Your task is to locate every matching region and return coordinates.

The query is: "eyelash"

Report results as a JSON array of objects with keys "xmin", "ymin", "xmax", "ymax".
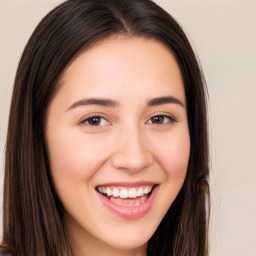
[
  {"xmin": 81, "ymin": 114, "xmax": 176, "ymax": 127},
  {"xmin": 146, "ymin": 115, "xmax": 177, "ymax": 125},
  {"xmin": 81, "ymin": 115, "xmax": 110, "ymax": 127}
]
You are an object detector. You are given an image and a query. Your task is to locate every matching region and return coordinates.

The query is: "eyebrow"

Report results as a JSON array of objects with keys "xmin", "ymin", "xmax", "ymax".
[
  {"xmin": 67, "ymin": 98, "xmax": 119, "ymax": 111},
  {"xmin": 67, "ymin": 95, "xmax": 184, "ymax": 111},
  {"xmin": 147, "ymin": 96, "xmax": 185, "ymax": 107}
]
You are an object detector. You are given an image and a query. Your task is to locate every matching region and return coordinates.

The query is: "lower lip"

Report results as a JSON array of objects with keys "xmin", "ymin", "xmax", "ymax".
[{"xmin": 97, "ymin": 186, "xmax": 158, "ymax": 220}]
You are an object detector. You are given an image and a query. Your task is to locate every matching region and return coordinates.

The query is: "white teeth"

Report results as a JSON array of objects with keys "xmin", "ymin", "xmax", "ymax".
[
  {"xmin": 145, "ymin": 186, "xmax": 153, "ymax": 194},
  {"xmin": 137, "ymin": 187, "xmax": 144, "ymax": 196},
  {"xmin": 106, "ymin": 187, "xmax": 112, "ymax": 196},
  {"xmin": 97, "ymin": 185, "xmax": 154, "ymax": 198},
  {"xmin": 120, "ymin": 189, "xmax": 129, "ymax": 198},
  {"xmin": 113, "ymin": 188, "xmax": 119, "ymax": 197},
  {"xmin": 129, "ymin": 188, "xmax": 137, "ymax": 198}
]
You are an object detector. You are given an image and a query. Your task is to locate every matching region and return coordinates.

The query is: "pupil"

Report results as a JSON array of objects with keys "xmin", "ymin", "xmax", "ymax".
[
  {"xmin": 153, "ymin": 116, "xmax": 163, "ymax": 123},
  {"xmin": 90, "ymin": 117, "xmax": 100, "ymax": 125}
]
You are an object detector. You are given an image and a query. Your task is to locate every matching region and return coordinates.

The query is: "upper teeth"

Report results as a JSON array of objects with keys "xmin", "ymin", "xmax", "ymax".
[{"xmin": 97, "ymin": 186, "xmax": 153, "ymax": 199}]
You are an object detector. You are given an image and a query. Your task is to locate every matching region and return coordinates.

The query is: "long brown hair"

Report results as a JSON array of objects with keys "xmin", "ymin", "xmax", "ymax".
[{"xmin": 3, "ymin": 0, "xmax": 210, "ymax": 255}]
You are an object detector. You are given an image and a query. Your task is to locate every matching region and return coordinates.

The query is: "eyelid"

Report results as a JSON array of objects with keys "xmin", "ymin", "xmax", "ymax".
[
  {"xmin": 79, "ymin": 114, "xmax": 111, "ymax": 127},
  {"xmin": 78, "ymin": 113, "xmax": 177, "ymax": 127},
  {"xmin": 146, "ymin": 114, "xmax": 177, "ymax": 124}
]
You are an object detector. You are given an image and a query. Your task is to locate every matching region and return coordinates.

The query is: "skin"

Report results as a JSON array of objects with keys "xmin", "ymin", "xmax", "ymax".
[{"xmin": 45, "ymin": 37, "xmax": 190, "ymax": 256}]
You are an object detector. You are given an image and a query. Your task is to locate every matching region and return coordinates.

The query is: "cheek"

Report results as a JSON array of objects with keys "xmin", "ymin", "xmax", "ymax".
[
  {"xmin": 45, "ymin": 128, "xmax": 114, "ymax": 216},
  {"xmin": 155, "ymin": 129, "xmax": 190, "ymax": 178},
  {"xmin": 153, "ymin": 126, "xmax": 190, "ymax": 206},
  {"xmin": 146, "ymin": 127, "xmax": 190, "ymax": 222},
  {"xmin": 45, "ymin": 126, "xmax": 112, "ymax": 188}
]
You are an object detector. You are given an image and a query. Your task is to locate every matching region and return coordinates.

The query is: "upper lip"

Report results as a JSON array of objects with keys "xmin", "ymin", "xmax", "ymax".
[{"xmin": 96, "ymin": 181, "xmax": 157, "ymax": 188}]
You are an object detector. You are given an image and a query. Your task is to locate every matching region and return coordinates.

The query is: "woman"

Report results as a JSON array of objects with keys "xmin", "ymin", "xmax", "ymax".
[{"xmin": 2, "ymin": 0, "xmax": 210, "ymax": 255}]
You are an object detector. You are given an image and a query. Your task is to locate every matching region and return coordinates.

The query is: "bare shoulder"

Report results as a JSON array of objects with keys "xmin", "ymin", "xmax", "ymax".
[{"xmin": 0, "ymin": 246, "xmax": 11, "ymax": 256}]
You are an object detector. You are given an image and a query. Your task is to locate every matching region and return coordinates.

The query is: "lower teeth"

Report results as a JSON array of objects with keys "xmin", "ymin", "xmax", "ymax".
[{"xmin": 108, "ymin": 194, "xmax": 148, "ymax": 206}]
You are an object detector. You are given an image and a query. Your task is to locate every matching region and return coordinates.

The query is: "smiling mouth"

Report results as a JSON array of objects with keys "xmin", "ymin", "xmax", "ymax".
[{"xmin": 96, "ymin": 185, "xmax": 156, "ymax": 206}]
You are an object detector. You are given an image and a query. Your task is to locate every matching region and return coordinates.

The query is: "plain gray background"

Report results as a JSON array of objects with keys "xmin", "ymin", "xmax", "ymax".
[{"xmin": 0, "ymin": 1, "xmax": 255, "ymax": 255}]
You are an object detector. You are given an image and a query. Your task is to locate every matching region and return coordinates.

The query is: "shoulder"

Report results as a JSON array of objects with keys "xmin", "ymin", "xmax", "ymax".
[{"xmin": 0, "ymin": 245, "xmax": 11, "ymax": 256}]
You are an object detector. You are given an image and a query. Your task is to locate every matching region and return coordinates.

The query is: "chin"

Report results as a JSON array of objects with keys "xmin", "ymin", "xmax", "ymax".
[{"xmin": 98, "ymin": 222, "xmax": 158, "ymax": 251}]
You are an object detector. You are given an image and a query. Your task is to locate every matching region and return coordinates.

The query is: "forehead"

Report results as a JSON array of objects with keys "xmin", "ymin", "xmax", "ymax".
[{"xmin": 54, "ymin": 36, "xmax": 185, "ymax": 107}]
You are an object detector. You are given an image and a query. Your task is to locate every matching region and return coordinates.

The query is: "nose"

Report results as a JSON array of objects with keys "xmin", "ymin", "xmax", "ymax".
[{"xmin": 111, "ymin": 129, "xmax": 153, "ymax": 172}]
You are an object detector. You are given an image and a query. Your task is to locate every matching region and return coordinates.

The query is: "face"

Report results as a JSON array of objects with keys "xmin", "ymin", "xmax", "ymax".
[{"xmin": 45, "ymin": 37, "xmax": 190, "ymax": 256}]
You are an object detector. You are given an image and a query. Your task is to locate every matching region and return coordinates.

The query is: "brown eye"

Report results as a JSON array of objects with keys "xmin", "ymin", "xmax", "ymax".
[
  {"xmin": 147, "ymin": 115, "xmax": 176, "ymax": 125},
  {"xmin": 151, "ymin": 116, "xmax": 165, "ymax": 124},
  {"xmin": 84, "ymin": 116, "xmax": 108, "ymax": 126}
]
